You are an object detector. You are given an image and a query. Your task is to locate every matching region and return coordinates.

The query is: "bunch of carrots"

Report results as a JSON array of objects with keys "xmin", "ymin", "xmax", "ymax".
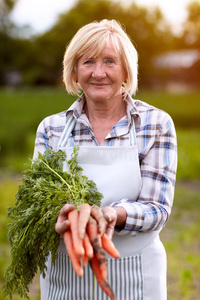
[{"xmin": 64, "ymin": 203, "xmax": 120, "ymax": 300}]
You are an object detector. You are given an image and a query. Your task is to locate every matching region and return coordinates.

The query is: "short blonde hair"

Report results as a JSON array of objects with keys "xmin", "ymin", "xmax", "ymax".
[{"xmin": 63, "ymin": 19, "xmax": 138, "ymax": 96}]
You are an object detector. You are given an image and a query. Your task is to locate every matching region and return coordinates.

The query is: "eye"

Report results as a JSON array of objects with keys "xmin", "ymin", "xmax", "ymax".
[
  {"xmin": 84, "ymin": 60, "xmax": 94, "ymax": 65},
  {"xmin": 105, "ymin": 58, "xmax": 115, "ymax": 65}
]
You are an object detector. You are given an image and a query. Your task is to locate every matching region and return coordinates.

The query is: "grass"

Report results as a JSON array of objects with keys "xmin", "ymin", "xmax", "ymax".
[
  {"xmin": 161, "ymin": 182, "xmax": 200, "ymax": 300},
  {"xmin": 138, "ymin": 89, "xmax": 200, "ymax": 129},
  {"xmin": 0, "ymin": 178, "xmax": 40, "ymax": 300},
  {"xmin": 0, "ymin": 87, "xmax": 76, "ymax": 172}
]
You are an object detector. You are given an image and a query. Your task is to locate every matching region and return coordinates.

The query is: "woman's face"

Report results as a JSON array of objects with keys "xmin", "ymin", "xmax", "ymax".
[{"xmin": 76, "ymin": 42, "xmax": 127, "ymax": 104}]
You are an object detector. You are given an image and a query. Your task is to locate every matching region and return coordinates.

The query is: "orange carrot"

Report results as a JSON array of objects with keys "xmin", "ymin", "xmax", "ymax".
[
  {"xmin": 87, "ymin": 218, "xmax": 107, "ymax": 281},
  {"xmin": 81, "ymin": 232, "xmax": 93, "ymax": 267},
  {"xmin": 90, "ymin": 254, "xmax": 116, "ymax": 300},
  {"xmin": 81, "ymin": 253, "xmax": 89, "ymax": 268},
  {"xmin": 91, "ymin": 205, "xmax": 107, "ymax": 236},
  {"xmin": 68, "ymin": 210, "xmax": 84, "ymax": 257},
  {"xmin": 83, "ymin": 232, "xmax": 93, "ymax": 260},
  {"xmin": 78, "ymin": 203, "xmax": 91, "ymax": 239},
  {"xmin": 64, "ymin": 231, "xmax": 84, "ymax": 277},
  {"xmin": 101, "ymin": 233, "xmax": 120, "ymax": 259}
]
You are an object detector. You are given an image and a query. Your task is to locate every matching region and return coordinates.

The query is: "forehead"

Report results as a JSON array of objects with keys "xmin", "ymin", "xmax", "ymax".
[
  {"xmin": 82, "ymin": 34, "xmax": 122, "ymax": 57},
  {"xmin": 82, "ymin": 43, "xmax": 121, "ymax": 60}
]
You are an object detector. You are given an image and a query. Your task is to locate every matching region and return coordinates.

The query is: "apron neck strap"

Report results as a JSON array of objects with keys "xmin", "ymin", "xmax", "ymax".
[
  {"xmin": 58, "ymin": 114, "xmax": 137, "ymax": 147},
  {"xmin": 129, "ymin": 118, "xmax": 137, "ymax": 146},
  {"xmin": 58, "ymin": 114, "xmax": 76, "ymax": 148}
]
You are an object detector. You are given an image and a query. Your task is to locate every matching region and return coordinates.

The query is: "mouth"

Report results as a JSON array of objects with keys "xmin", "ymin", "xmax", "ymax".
[{"xmin": 91, "ymin": 83, "xmax": 109, "ymax": 87}]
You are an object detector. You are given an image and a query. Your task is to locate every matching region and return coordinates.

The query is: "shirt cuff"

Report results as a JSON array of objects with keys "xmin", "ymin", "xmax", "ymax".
[{"xmin": 110, "ymin": 199, "xmax": 142, "ymax": 237}]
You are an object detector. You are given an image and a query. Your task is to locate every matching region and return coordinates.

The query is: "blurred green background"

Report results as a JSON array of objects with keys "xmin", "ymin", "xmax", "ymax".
[{"xmin": 1, "ymin": 0, "xmax": 200, "ymax": 299}]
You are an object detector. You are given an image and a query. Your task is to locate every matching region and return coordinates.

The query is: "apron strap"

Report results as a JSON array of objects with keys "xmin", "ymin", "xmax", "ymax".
[
  {"xmin": 129, "ymin": 119, "xmax": 137, "ymax": 146},
  {"xmin": 58, "ymin": 114, "xmax": 137, "ymax": 147},
  {"xmin": 58, "ymin": 114, "xmax": 76, "ymax": 148}
]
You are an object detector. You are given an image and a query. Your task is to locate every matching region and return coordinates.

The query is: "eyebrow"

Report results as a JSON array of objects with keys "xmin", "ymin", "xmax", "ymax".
[{"xmin": 81, "ymin": 53, "xmax": 119, "ymax": 61}]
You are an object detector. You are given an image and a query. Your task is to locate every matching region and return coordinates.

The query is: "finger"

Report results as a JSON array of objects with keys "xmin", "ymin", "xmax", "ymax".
[
  {"xmin": 55, "ymin": 219, "xmax": 70, "ymax": 235},
  {"xmin": 102, "ymin": 207, "xmax": 117, "ymax": 224},
  {"xmin": 91, "ymin": 206, "xmax": 107, "ymax": 236},
  {"xmin": 57, "ymin": 204, "xmax": 75, "ymax": 223},
  {"xmin": 102, "ymin": 207, "xmax": 117, "ymax": 239},
  {"xmin": 78, "ymin": 203, "xmax": 91, "ymax": 239},
  {"xmin": 55, "ymin": 204, "xmax": 74, "ymax": 235},
  {"xmin": 58, "ymin": 203, "xmax": 74, "ymax": 222},
  {"xmin": 105, "ymin": 223, "xmax": 115, "ymax": 239}
]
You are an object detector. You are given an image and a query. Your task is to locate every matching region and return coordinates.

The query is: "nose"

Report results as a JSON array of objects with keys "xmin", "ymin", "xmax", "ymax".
[{"xmin": 92, "ymin": 62, "xmax": 106, "ymax": 79}]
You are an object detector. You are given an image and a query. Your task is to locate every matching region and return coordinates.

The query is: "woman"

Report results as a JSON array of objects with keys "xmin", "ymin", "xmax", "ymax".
[{"xmin": 33, "ymin": 19, "xmax": 177, "ymax": 300}]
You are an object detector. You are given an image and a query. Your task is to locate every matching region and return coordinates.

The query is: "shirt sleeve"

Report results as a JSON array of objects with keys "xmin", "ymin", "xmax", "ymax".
[
  {"xmin": 33, "ymin": 118, "xmax": 50, "ymax": 160},
  {"xmin": 111, "ymin": 112, "xmax": 178, "ymax": 236},
  {"xmin": 32, "ymin": 112, "xmax": 67, "ymax": 160}
]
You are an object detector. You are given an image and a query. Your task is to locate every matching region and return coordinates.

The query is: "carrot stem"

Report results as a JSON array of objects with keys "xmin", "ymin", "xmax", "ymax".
[{"xmin": 92, "ymin": 273, "xmax": 95, "ymax": 300}]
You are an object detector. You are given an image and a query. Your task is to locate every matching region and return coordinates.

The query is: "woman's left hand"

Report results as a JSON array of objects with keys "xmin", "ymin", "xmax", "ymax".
[
  {"xmin": 102, "ymin": 206, "xmax": 118, "ymax": 239},
  {"xmin": 103, "ymin": 206, "xmax": 127, "ymax": 239}
]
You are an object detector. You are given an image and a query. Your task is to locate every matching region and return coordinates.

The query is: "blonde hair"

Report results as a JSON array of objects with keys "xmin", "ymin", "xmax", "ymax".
[{"xmin": 63, "ymin": 19, "xmax": 138, "ymax": 96}]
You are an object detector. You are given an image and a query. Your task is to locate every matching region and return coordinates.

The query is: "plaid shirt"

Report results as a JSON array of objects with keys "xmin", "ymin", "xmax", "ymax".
[{"xmin": 34, "ymin": 94, "xmax": 177, "ymax": 236}]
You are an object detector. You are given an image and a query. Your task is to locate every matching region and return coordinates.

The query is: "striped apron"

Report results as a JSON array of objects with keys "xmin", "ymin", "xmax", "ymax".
[{"xmin": 40, "ymin": 115, "xmax": 167, "ymax": 300}]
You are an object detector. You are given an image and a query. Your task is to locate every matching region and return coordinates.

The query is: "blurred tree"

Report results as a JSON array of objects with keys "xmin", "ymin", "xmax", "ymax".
[
  {"xmin": 182, "ymin": 1, "xmax": 200, "ymax": 48},
  {"xmin": 0, "ymin": 0, "xmax": 23, "ymax": 86},
  {"xmin": 34, "ymin": 0, "xmax": 174, "ymax": 87},
  {"xmin": 0, "ymin": 0, "xmax": 17, "ymax": 16},
  {"xmin": 0, "ymin": 0, "xmax": 177, "ymax": 87}
]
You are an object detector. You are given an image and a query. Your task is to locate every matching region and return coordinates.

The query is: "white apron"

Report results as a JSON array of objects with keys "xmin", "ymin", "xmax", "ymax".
[{"xmin": 40, "ymin": 115, "xmax": 167, "ymax": 300}]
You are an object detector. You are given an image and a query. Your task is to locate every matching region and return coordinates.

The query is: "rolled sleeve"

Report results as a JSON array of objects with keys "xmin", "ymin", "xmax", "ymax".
[{"xmin": 111, "ymin": 112, "xmax": 177, "ymax": 236}]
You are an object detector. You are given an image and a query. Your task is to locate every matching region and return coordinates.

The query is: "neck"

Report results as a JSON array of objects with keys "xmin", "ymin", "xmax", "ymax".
[
  {"xmin": 84, "ymin": 94, "xmax": 126, "ymax": 123},
  {"xmin": 84, "ymin": 95, "xmax": 126, "ymax": 145}
]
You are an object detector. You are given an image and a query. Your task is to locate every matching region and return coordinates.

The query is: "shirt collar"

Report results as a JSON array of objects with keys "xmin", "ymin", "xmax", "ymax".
[
  {"xmin": 66, "ymin": 93, "xmax": 141, "ymax": 127},
  {"xmin": 124, "ymin": 94, "xmax": 141, "ymax": 127}
]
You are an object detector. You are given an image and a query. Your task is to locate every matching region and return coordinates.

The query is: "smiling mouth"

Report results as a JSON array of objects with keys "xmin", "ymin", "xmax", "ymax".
[{"xmin": 91, "ymin": 83, "xmax": 109, "ymax": 87}]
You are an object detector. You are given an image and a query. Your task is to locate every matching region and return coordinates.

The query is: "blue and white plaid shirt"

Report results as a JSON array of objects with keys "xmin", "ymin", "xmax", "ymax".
[{"xmin": 33, "ymin": 94, "xmax": 177, "ymax": 236}]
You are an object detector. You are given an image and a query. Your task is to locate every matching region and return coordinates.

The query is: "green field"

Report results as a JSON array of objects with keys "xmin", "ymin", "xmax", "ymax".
[{"xmin": 0, "ymin": 87, "xmax": 200, "ymax": 299}]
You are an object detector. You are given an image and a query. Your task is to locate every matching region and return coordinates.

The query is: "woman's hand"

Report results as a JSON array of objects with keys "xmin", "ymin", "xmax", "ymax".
[
  {"xmin": 102, "ymin": 206, "xmax": 127, "ymax": 239},
  {"xmin": 102, "ymin": 207, "xmax": 117, "ymax": 239},
  {"xmin": 55, "ymin": 204, "xmax": 75, "ymax": 236}
]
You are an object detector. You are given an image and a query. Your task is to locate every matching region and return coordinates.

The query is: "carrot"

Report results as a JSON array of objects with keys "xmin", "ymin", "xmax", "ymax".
[
  {"xmin": 63, "ymin": 231, "xmax": 84, "ymax": 277},
  {"xmin": 81, "ymin": 253, "xmax": 89, "ymax": 268},
  {"xmin": 90, "ymin": 254, "xmax": 116, "ymax": 300},
  {"xmin": 81, "ymin": 232, "xmax": 93, "ymax": 267},
  {"xmin": 91, "ymin": 205, "xmax": 107, "ymax": 236},
  {"xmin": 87, "ymin": 218, "xmax": 107, "ymax": 281},
  {"xmin": 68, "ymin": 209, "xmax": 84, "ymax": 256},
  {"xmin": 78, "ymin": 203, "xmax": 91, "ymax": 239},
  {"xmin": 101, "ymin": 233, "xmax": 120, "ymax": 259},
  {"xmin": 83, "ymin": 232, "xmax": 93, "ymax": 260}
]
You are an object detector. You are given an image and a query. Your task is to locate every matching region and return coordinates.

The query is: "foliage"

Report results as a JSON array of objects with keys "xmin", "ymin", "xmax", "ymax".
[
  {"xmin": 3, "ymin": 147, "xmax": 102, "ymax": 299},
  {"xmin": 0, "ymin": 0, "xmax": 18, "ymax": 17},
  {"xmin": 181, "ymin": 1, "xmax": 200, "ymax": 48},
  {"xmin": 0, "ymin": 179, "xmax": 39, "ymax": 300}
]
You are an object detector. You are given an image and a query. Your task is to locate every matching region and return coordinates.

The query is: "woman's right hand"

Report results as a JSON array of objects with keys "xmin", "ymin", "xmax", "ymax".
[{"xmin": 55, "ymin": 203, "xmax": 75, "ymax": 236}]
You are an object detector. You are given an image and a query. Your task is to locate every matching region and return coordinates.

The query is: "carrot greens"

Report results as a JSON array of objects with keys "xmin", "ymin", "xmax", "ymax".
[{"xmin": 3, "ymin": 147, "xmax": 102, "ymax": 299}]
